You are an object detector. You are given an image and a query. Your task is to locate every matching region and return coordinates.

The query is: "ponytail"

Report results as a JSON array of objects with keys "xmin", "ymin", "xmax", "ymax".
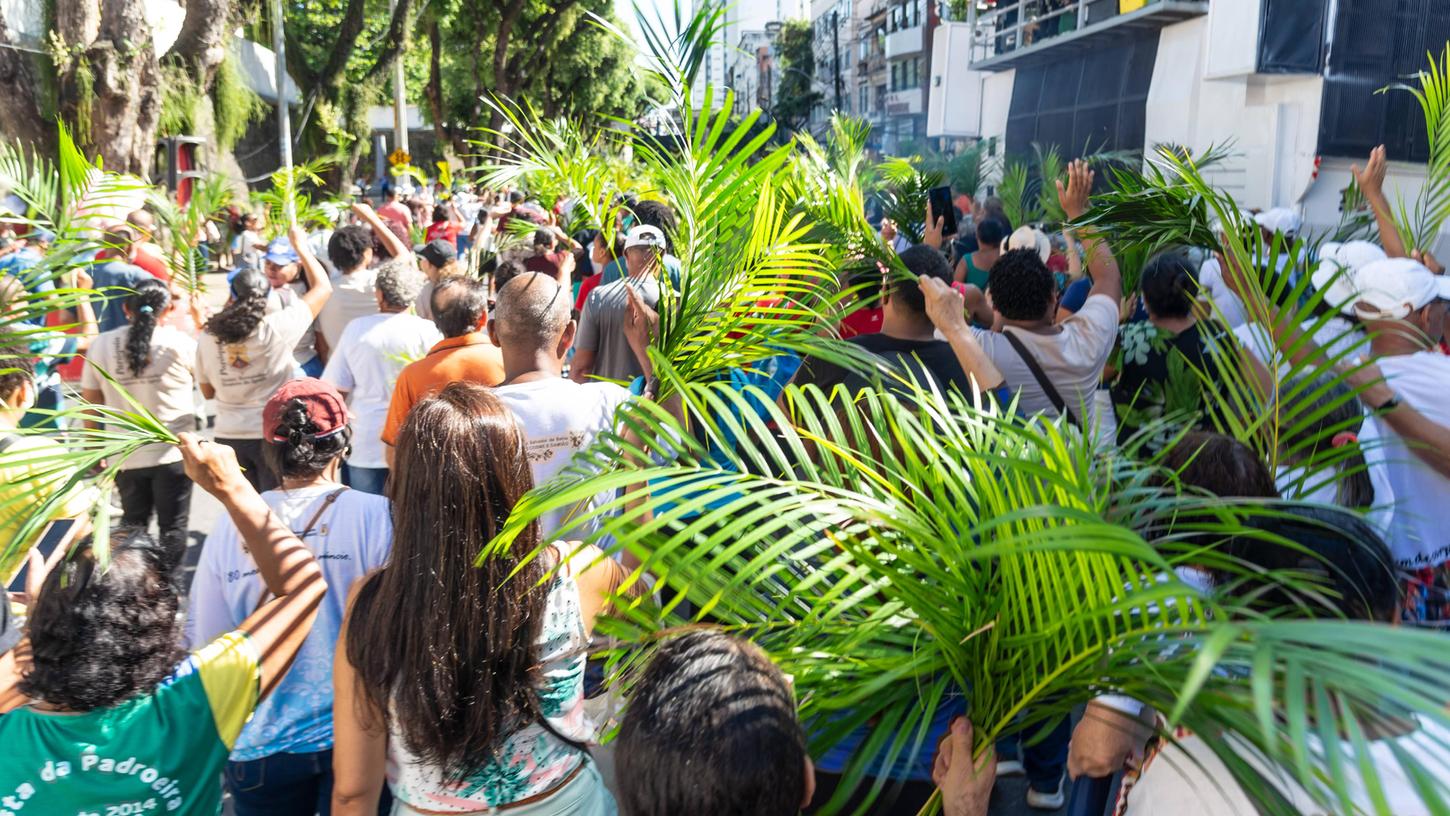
[
  {"xmin": 1330, "ymin": 431, "xmax": 1375, "ymax": 510},
  {"xmin": 124, "ymin": 280, "xmax": 172, "ymax": 377}
]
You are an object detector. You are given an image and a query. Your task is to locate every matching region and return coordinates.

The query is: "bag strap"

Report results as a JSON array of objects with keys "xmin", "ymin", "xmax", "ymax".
[
  {"xmin": 252, "ymin": 487, "xmax": 347, "ymax": 613},
  {"xmin": 1001, "ymin": 329, "xmax": 1082, "ymax": 429}
]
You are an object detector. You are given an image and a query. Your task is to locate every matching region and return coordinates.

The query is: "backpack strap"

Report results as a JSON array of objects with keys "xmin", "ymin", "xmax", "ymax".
[
  {"xmin": 252, "ymin": 487, "xmax": 347, "ymax": 613},
  {"xmin": 1001, "ymin": 329, "xmax": 1082, "ymax": 429}
]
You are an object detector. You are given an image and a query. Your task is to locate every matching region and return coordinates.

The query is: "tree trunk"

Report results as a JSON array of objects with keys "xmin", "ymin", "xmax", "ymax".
[
  {"xmin": 168, "ymin": 0, "xmax": 232, "ymax": 84},
  {"xmin": 55, "ymin": 0, "xmax": 162, "ymax": 176},
  {"xmin": 424, "ymin": 19, "xmax": 453, "ymax": 148}
]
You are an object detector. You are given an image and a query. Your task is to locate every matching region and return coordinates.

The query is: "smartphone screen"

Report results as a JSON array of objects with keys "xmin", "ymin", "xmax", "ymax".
[{"xmin": 928, "ymin": 185, "xmax": 958, "ymax": 238}]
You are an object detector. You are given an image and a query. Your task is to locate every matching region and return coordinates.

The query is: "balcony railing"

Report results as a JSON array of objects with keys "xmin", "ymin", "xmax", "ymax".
[{"xmin": 964, "ymin": 0, "xmax": 1207, "ymax": 67}]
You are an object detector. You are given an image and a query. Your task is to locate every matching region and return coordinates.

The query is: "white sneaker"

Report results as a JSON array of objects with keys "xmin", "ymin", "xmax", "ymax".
[
  {"xmin": 1025, "ymin": 775, "xmax": 1065, "ymax": 810},
  {"xmin": 995, "ymin": 759, "xmax": 1025, "ymax": 777}
]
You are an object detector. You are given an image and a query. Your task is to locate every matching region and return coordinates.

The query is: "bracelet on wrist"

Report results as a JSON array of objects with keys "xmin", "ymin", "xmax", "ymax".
[{"xmin": 1371, "ymin": 393, "xmax": 1402, "ymax": 413}]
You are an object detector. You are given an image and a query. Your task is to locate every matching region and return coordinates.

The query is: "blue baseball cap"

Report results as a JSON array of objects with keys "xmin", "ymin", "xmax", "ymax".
[
  {"xmin": 264, "ymin": 237, "xmax": 300, "ymax": 266},
  {"xmin": 30, "ymin": 228, "xmax": 56, "ymax": 244}
]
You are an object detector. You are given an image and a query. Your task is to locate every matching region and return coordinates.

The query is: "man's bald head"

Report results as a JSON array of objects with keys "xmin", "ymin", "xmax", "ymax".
[{"xmin": 494, "ymin": 272, "xmax": 572, "ymax": 352}]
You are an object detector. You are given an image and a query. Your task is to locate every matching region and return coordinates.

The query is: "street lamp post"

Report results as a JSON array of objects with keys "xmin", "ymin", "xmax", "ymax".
[
  {"xmin": 390, "ymin": 0, "xmax": 409, "ymax": 159},
  {"xmin": 270, "ymin": 0, "xmax": 295, "ymax": 225}
]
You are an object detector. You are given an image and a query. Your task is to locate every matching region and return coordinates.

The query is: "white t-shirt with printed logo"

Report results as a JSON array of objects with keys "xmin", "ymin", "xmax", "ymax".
[
  {"xmin": 82, "ymin": 324, "xmax": 198, "ymax": 469},
  {"xmin": 197, "ymin": 300, "xmax": 315, "ymax": 439},
  {"xmin": 1358, "ymin": 350, "xmax": 1450, "ymax": 568},
  {"xmin": 493, "ymin": 377, "xmax": 630, "ymax": 540},
  {"xmin": 320, "ymin": 311, "xmax": 442, "ymax": 468}
]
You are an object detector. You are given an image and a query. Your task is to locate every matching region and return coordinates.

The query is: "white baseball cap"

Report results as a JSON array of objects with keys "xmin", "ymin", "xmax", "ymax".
[
  {"xmin": 1003, "ymin": 226, "xmax": 1051, "ymax": 263},
  {"xmin": 1311, "ymin": 240, "xmax": 1388, "ymax": 316},
  {"xmin": 1348, "ymin": 257, "xmax": 1450, "ymax": 320},
  {"xmin": 623, "ymin": 224, "xmax": 667, "ymax": 251},
  {"xmin": 1253, "ymin": 207, "xmax": 1303, "ymax": 237}
]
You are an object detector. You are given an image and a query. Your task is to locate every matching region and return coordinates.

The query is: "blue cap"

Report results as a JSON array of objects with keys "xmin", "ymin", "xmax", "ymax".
[
  {"xmin": 31, "ymin": 228, "xmax": 56, "ymax": 244},
  {"xmin": 264, "ymin": 237, "xmax": 300, "ymax": 266}
]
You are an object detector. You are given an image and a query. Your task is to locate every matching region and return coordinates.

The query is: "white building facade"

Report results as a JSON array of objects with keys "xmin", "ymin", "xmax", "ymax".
[{"xmin": 928, "ymin": 0, "xmax": 1450, "ymax": 247}]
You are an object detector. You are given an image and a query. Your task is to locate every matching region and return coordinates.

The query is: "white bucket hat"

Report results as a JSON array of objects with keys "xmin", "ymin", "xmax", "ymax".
[{"xmin": 1003, "ymin": 226, "xmax": 1051, "ymax": 263}]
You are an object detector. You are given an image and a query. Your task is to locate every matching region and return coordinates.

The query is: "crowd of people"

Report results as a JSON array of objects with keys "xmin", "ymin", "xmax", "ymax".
[{"xmin": 0, "ymin": 140, "xmax": 1447, "ymax": 816}]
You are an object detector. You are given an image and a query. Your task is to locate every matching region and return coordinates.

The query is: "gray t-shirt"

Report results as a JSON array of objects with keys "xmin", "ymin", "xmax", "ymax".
[
  {"xmin": 972, "ymin": 293, "xmax": 1118, "ymax": 426},
  {"xmin": 576, "ymin": 276, "xmax": 660, "ymax": 383}
]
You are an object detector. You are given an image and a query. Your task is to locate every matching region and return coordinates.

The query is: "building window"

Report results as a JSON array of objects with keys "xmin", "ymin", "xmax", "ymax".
[{"xmin": 860, "ymin": 86, "xmax": 869, "ymax": 113}]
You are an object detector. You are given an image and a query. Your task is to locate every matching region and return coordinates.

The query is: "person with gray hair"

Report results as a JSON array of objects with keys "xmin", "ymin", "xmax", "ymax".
[
  {"xmin": 490, "ymin": 271, "xmax": 630, "ymax": 540},
  {"xmin": 319, "ymin": 258, "xmax": 440, "ymax": 495}
]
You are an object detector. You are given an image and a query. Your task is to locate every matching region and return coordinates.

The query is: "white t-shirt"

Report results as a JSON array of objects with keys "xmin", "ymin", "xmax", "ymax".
[
  {"xmin": 973, "ymin": 294, "xmax": 1119, "ymax": 432},
  {"xmin": 320, "ymin": 311, "xmax": 442, "ymax": 468},
  {"xmin": 493, "ymin": 377, "xmax": 630, "ymax": 541},
  {"xmin": 1358, "ymin": 351, "xmax": 1450, "ymax": 567},
  {"xmin": 82, "ymin": 325, "xmax": 198, "ymax": 470},
  {"xmin": 272, "ymin": 284, "xmax": 318, "ymax": 367},
  {"xmin": 1196, "ymin": 257, "xmax": 1248, "ymax": 329},
  {"xmin": 316, "ymin": 267, "xmax": 381, "ymax": 353},
  {"xmin": 1121, "ymin": 719, "xmax": 1450, "ymax": 816},
  {"xmin": 196, "ymin": 300, "xmax": 316, "ymax": 439},
  {"xmin": 186, "ymin": 484, "xmax": 392, "ymax": 758},
  {"xmin": 1233, "ymin": 316, "xmax": 1367, "ymax": 375}
]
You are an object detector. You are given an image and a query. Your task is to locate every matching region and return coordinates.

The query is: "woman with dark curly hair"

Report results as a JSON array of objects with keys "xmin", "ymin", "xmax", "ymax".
[
  {"xmin": 0, "ymin": 434, "xmax": 329, "ymax": 814},
  {"xmin": 189, "ymin": 379, "xmax": 392, "ymax": 816},
  {"xmin": 332, "ymin": 383, "xmax": 631, "ymax": 816},
  {"xmin": 80, "ymin": 278, "xmax": 198, "ymax": 567},
  {"xmin": 198, "ymin": 226, "xmax": 332, "ymax": 492}
]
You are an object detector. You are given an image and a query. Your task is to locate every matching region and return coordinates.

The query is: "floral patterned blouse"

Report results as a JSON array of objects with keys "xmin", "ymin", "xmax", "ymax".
[{"xmin": 385, "ymin": 569, "xmax": 593, "ymax": 812}]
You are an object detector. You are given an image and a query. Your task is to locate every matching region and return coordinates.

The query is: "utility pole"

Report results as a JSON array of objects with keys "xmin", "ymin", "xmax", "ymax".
[
  {"xmin": 832, "ymin": 7, "xmax": 843, "ymax": 112},
  {"xmin": 270, "ymin": 0, "xmax": 294, "ymax": 225},
  {"xmin": 390, "ymin": 0, "xmax": 409, "ymax": 159}
]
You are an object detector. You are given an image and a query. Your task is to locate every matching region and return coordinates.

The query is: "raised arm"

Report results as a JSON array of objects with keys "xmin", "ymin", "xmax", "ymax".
[
  {"xmin": 178, "ymin": 433, "xmax": 327, "ymax": 700},
  {"xmin": 1349, "ymin": 364, "xmax": 1450, "ymax": 480},
  {"xmin": 1058, "ymin": 160, "xmax": 1121, "ymax": 303},
  {"xmin": 1351, "ymin": 145, "xmax": 1408, "ymax": 259},
  {"xmin": 350, "ymin": 202, "xmax": 409, "ymax": 261},
  {"xmin": 920, "ymin": 275, "xmax": 1005, "ymax": 391},
  {"xmin": 289, "ymin": 225, "xmax": 333, "ymax": 318}
]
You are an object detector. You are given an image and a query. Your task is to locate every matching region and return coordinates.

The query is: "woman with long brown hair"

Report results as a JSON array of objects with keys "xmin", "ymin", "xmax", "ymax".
[{"xmin": 331, "ymin": 383, "xmax": 627, "ymax": 816}]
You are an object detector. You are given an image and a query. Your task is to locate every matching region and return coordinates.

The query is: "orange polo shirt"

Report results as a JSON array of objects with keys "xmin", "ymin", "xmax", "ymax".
[{"xmin": 380, "ymin": 332, "xmax": 505, "ymax": 446}]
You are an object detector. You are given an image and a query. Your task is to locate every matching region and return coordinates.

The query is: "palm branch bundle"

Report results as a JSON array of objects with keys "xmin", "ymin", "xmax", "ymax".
[
  {"xmin": 490, "ymin": 376, "xmax": 1450, "ymax": 816},
  {"xmin": 1379, "ymin": 44, "xmax": 1450, "ymax": 252},
  {"xmin": 875, "ymin": 156, "xmax": 945, "ymax": 245},
  {"xmin": 253, "ymin": 159, "xmax": 333, "ymax": 234},
  {"xmin": 1078, "ymin": 146, "xmax": 1384, "ymax": 526},
  {"xmin": 146, "ymin": 173, "xmax": 233, "ymax": 295},
  {"xmin": 1069, "ymin": 143, "xmax": 1237, "ymax": 293},
  {"xmin": 474, "ymin": 97, "xmax": 637, "ymax": 251},
  {"xmin": 996, "ymin": 159, "xmax": 1044, "ymax": 229}
]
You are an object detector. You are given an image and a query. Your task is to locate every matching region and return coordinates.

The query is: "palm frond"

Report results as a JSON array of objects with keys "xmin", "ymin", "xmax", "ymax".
[
  {"xmin": 1378, "ymin": 45, "xmax": 1450, "ymax": 251},
  {"xmin": 489, "ymin": 377, "xmax": 1450, "ymax": 816}
]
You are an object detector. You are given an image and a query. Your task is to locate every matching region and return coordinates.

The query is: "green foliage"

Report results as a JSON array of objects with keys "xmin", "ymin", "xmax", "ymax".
[
  {"xmin": 771, "ymin": 19, "xmax": 824, "ymax": 134},
  {"xmin": 1070, "ymin": 144, "xmax": 1233, "ymax": 293},
  {"xmin": 213, "ymin": 46, "xmax": 269, "ymax": 151},
  {"xmin": 1378, "ymin": 45, "xmax": 1450, "ymax": 251},
  {"xmin": 997, "ymin": 159, "xmax": 1042, "ymax": 228},
  {"xmin": 919, "ymin": 142, "xmax": 986, "ymax": 199},
  {"xmin": 875, "ymin": 156, "xmax": 943, "ymax": 245},
  {"xmin": 0, "ymin": 125, "xmax": 179, "ymax": 573},
  {"xmin": 147, "ymin": 173, "xmax": 234, "ymax": 295},
  {"xmin": 253, "ymin": 159, "xmax": 335, "ymax": 235},
  {"xmin": 158, "ymin": 64, "xmax": 206, "ymax": 137},
  {"xmin": 492, "ymin": 375, "xmax": 1450, "ymax": 816}
]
